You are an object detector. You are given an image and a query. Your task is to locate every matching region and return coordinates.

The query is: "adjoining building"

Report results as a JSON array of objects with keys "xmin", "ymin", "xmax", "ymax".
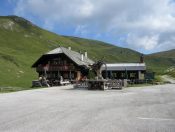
[
  {"xmin": 32, "ymin": 47, "xmax": 94, "ymax": 82},
  {"xmin": 101, "ymin": 63, "xmax": 146, "ymax": 80}
]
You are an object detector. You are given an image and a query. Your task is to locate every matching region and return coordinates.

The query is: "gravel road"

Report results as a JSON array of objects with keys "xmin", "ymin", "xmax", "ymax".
[{"xmin": 0, "ymin": 84, "xmax": 175, "ymax": 132}]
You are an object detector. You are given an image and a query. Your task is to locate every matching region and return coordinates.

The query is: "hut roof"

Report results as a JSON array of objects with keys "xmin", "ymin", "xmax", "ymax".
[
  {"xmin": 101, "ymin": 63, "xmax": 146, "ymax": 71},
  {"xmin": 32, "ymin": 47, "xmax": 94, "ymax": 67}
]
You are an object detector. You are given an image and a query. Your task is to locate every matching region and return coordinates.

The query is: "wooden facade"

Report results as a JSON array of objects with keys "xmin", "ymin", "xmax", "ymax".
[
  {"xmin": 32, "ymin": 47, "xmax": 94, "ymax": 83},
  {"xmin": 36, "ymin": 54, "xmax": 80, "ymax": 80}
]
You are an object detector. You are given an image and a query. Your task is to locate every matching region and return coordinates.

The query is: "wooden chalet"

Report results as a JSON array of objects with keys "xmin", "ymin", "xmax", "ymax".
[{"xmin": 32, "ymin": 47, "xmax": 94, "ymax": 83}]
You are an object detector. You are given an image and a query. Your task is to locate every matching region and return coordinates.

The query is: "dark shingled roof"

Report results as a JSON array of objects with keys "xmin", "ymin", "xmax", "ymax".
[{"xmin": 32, "ymin": 47, "xmax": 94, "ymax": 67}]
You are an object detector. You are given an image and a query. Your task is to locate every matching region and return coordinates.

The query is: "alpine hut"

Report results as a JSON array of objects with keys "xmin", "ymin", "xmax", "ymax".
[{"xmin": 32, "ymin": 47, "xmax": 94, "ymax": 84}]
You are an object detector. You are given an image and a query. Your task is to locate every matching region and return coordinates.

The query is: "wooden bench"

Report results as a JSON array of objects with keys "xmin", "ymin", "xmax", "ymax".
[
  {"xmin": 32, "ymin": 80, "xmax": 42, "ymax": 87},
  {"xmin": 32, "ymin": 80, "xmax": 50, "ymax": 87}
]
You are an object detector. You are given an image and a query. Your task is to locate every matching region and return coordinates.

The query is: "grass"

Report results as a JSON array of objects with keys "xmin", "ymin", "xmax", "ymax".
[
  {"xmin": 154, "ymin": 75, "xmax": 164, "ymax": 82},
  {"xmin": 169, "ymin": 72, "xmax": 175, "ymax": 78}
]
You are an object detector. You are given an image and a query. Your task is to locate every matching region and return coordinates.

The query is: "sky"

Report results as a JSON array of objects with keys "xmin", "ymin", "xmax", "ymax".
[{"xmin": 1, "ymin": 0, "xmax": 175, "ymax": 54}]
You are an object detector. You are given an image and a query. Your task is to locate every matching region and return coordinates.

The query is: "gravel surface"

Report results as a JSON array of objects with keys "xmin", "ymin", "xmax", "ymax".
[{"xmin": 0, "ymin": 84, "xmax": 175, "ymax": 132}]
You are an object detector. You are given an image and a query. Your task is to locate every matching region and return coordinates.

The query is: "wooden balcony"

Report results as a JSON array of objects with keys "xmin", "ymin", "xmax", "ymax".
[{"xmin": 36, "ymin": 65, "xmax": 75, "ymax": 72}]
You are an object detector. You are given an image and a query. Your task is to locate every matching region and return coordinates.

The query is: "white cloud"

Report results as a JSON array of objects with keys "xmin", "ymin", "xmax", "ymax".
[
  {"xmin": 43, "ymin": 20, "xmax": 55, "ymax": 31},
  {"xmin": 14, "ymin": 0, "xmax": 175, "ymax": 53},
  {"xmin": 126, "ymin": 34, "xmax": 159, "ymax": 50},
  {"xmin": 74, "ymin": 25, "xmax": 89, "ymax": 36},
  {"xmin": 76, "ymin": 1, "xmax": 94, "ymax": 18}
]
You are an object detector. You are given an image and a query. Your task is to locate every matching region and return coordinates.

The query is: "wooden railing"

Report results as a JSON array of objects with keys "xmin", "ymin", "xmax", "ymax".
[{"xmin": 36, "ymin": 65, "xmax": 75, "ymax": 72}]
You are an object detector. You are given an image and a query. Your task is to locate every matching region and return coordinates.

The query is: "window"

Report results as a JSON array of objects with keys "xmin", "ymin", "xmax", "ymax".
[{"xmin": 130, "ymin": 73, "xmax": 136, "ymax": 78}]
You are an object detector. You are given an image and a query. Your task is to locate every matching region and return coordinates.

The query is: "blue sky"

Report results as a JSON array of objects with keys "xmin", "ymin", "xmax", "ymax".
[{"xmin": 1, "ymin": 0, "xmax": 175, "ymax": 54}]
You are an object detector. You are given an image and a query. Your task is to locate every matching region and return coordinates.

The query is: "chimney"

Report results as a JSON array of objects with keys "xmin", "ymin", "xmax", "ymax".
[
  {"xmin": 68, "ymin": 47, "xmax": 71, "ymax": 50},
  {"xmin": 140, "ymin": 54, "xmax": 144, "ymax": 63},
  {"xmin": 81, "ymin": 53, "xmax": 84, "ymax": 61},
  {"xmin": 84, "ymin": 51, "xmax": 87, "ymax": 58}
]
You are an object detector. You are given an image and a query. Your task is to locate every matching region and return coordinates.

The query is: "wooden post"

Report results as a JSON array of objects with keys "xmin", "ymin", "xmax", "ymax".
[
  {"xmin": 125, "ymin": 68, "xmax": 128, "ymax": 79},
  {"xmin": 110, "ymin": 71, "xmax": 112, "ymax": 79},
  {"xmin": 69, "ymin": 70, "xmax": 72, "ymax": 80},
  {"xmin": 76, "ymin": 71, "xmax": 81, "ymax": 81}
]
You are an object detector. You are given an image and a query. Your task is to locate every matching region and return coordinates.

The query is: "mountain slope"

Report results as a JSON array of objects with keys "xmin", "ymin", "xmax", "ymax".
[
  {"xmin": 145, "ymin": 49, "xmax": 175, "ymax": 73},
  {"xmin": 148, "ymin": 49, "xmax": 175, "ymax": 58},
  {"xmin": 0, "ymin": 15, "xmax": 174, "ymax": 88},
  {"xmin": 64, "ymin": 36, "xmax": 141, "ymax": 63}
]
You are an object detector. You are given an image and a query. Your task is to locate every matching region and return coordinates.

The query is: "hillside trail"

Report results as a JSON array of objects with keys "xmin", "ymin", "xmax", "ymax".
[{"xmin": 161, "ymin": 75, "xmax": 175, "ymax": 84}]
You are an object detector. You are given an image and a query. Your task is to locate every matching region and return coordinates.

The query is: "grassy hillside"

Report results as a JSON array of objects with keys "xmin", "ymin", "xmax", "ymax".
[
  {"xmin": 149, "ymin": 49, "xmax": 175, "ymax": 58},
  {"xmin": 0, "ymin": 15, "xmax": 174, "ymax": 88},
  {"xmin": 146, "ymin": 50, "xmax": 175, "ymax": 74},
  {"xmin": 64, "ymin": 36, "xmax": 141, "ymax": 63},
  {"xmin": 166, "ymin": 67, "xmax": 175, "ymax": 78},
  {"xmin": 168, "ymin": 71, "xmax": 175, "ymax": 78}
]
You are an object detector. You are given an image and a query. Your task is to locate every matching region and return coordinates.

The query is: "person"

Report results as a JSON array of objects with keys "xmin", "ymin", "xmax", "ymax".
[
  {"xmin": 60, "ymin": 76, "xmax": 63, "ymax": 82},
  {"xmin": 38, "ymin": 75, "xmax": 50, "ymax": 87},
  {"xmin": 42, "ymin": 76, "xmax": 50, "ymax": 87},
  {"xmin": 38, "ymin": 76, "xmax": 43, "ymax": 86},
  {"xmin": 39, "ymin": 76, "xmax": 42, "ymax": 81}
]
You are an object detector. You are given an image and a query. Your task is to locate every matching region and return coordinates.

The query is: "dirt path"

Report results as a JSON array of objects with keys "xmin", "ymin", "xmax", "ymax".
[{"xmin": 161, "ymin": 75, "xmax": 175, "ymax": 83}]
